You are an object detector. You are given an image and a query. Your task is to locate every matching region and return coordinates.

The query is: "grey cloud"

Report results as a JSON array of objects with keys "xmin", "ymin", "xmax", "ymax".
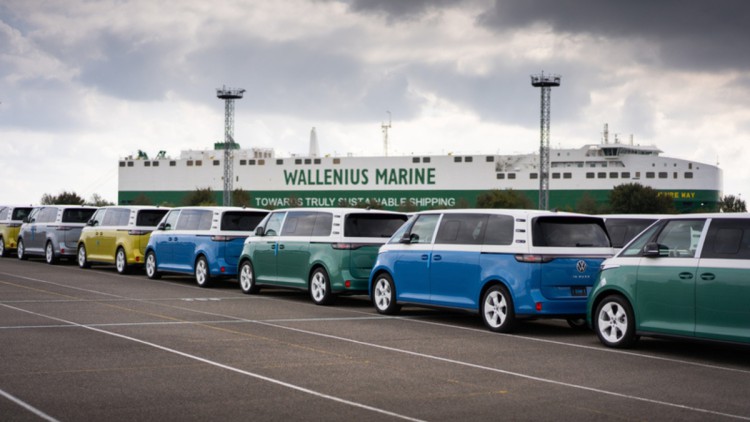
[
  {"xmin": 343, "ymin": 0, "xmax": 464, "ymax": 22},
  {"xmin": 478, "ymin": 0, "xmax": 750, "ymax": 72}
]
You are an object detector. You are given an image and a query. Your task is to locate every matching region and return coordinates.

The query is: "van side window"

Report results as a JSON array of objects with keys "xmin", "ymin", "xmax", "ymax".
[
  {"xmin": 162, "ymin": 210, "xmax": 180, "ymax": 231},
  {"xmin": 89, "ymin": 209, "xmax": 106, "ymax": 226},
  {"xmin": 435, "ymin": 213, "xmax": 488, "ymax": 245},
  {"xmin": 176, "ymin": 209, "xmax": 213, "ymax": 230},
  {"xmin": 408, "ymin": 214, "xmax": 440, "ymax": 244},
  {"xmin": 103, "ymin": 208, "xmax": 130, "ymax": 226},
  {"xmin": 281, "ymin": 212, "xmax": 316, "ymax": 236},
  {"xmin": 654, "ymin": 219, "xmax": 705, "ymax": 258},
  {"xmin": 484, "ymin": 214, "xmax": 515, "ymax": 245},
  {"xmin": 702, "ymin": 219, "xmax": 750, "ymax": 259},
  {"xmin": 264, "ymin": 212, "xmax": 286, "ymax": 236},
  {"xmin": 312, "ymin": 213, "xmax": 333, "ymax": 237}
]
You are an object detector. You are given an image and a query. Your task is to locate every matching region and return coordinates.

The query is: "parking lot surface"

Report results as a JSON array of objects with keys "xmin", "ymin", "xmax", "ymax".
[{"xmin": 1, "ymin": 258, "xmax": 749, "ymax": 421}]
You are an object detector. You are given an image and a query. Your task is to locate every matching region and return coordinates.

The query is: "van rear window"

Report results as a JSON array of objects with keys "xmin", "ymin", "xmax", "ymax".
[
  {"xmin": 62, "ymin": 208, "xmax": 96, "ymax": 223},
  {"xmin": 221, "ymin": 211, "xmax": 267, "ymax": 231},
  {"xmin": 11, "ymin": 207, "xmax": 33, "ymax": 221},
  {"xmin": 345, "ymin": 214, "xmax": 408, "ymax": 238},
  {"xmin": 136, "ymin": 209, "xmax": 169, "ymax": 227},
  {"xmin": 533, "ymin": 216, "xmax": 610, "ymax": 247},
  {"xmin": 605, "ymin": 218, "xmax": 657, "ymax": 248}
]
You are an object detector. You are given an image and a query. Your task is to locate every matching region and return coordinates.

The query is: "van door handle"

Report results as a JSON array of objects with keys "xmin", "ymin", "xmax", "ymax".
[
  {"xmin": 279, "ymin": 245, "xmax": 285, "ymax": 250},
  {"xmin": 433, "ymin": 255, "xmax": 442, "ymax": 261},
  {"xmin": 679, "ymin": 272, "xmax": 693, "ymax": 280},
  {"xmin": 700, "ymin": 273, "xmax": 715, "ymax": 281},
  {"xmin": 421, "ymin": 254, "xmax": 428, "ymax": 260}
]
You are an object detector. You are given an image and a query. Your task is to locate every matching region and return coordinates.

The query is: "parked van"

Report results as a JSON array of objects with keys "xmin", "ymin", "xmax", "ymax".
[
  {"xmin": 17, "ymin": 205, "xmax": 97, "ymax": 264},
  {"xmin": 0, "ymin": 205, "xmax": 34, "ymax": 257},
  {"xmin": 144, "ymin": 206, "xmax": 268, "ymax": 287},
  {"xmin": 237, "ymin": 208, "xmax": 408, "ymax": 305},
  {"xmin": 369, "ymin": 209, "xmax": 614, "ymax": 332},
  {"xmin": 77, "ymin": 206, "xmax": 170, "ymax": 273},
  {"xmin": 589, "ymin": 214, "xmax": 750, "ymax": 348}
]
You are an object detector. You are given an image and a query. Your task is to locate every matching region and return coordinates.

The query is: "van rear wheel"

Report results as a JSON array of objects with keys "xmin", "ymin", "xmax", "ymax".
[
  {"xmin": 45, "ymin": 241, "xmax": 58, "ymax": 265},
  {"xmin": 195, "ymin": 256, "xmax": 212, "ymax": 287},
  {"xmin": 309, "ymin": 268, "xmax": 334, "ymax": 305},
  {"xmin": 0, "ymin": 237, "xmax": 6, "ymax": 257},
  {"xmin": 17, "ymin": 239, "xmax": 27, "ymax": 260},
  {"xmin": 115, "ymin": 248, "xmax": 129, "ymax": 274},
  {"xmin": 481, "ymin": 285, "xmax": 516, "ymax": 333}
]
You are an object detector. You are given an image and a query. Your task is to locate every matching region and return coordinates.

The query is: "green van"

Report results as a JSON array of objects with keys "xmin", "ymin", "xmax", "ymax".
[
  {"xmin": 237, "ymin": 208, "xmax": 408, "ymax": 305},
  {"xmin": 588, "ymin": 214, "xmax": 750, "ymax": 348}
]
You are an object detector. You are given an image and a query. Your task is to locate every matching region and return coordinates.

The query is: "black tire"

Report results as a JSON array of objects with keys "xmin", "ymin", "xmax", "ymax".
[
  {"xmin": 372, "ymin": 273, "xmax": 400, "ymax": 315},
  {"xmin": 194, "ymin": 256, "xmax": 212, "ymax": 287},
  {"xmin": 594, "ymin": 295, "xmax": 638, "ymax": 348},
  {"xmin": 309, "ymin": 268, "xmax": 334, "ymax": 305},
  {"xmin": 17, "ymin": 239, "xmax": 27, "ymax": 260},
  {"xmin": 45, "ymin": 241, "xmax": 58, "ymax": 265},
  {"xmin": 481, "ymin": 284, "xmax": 517, "ymax": 333},
  {"xmin": 115, "ymin": 247, "xmax": 129, "ymax": 274},
  {"xmin": 238, "ymin": 260, "xmax": 260, "ymax": 294},
  {"xmin": 145, "ymin": 250, "xmax": 161, "ymax": 280},
  {"xmin": 0, "ymin": 237, "xmax": 6, "ymax": 257},
  {"xmin": 77, "ymin": 244, "xmax": 90, "ymax": 269}
]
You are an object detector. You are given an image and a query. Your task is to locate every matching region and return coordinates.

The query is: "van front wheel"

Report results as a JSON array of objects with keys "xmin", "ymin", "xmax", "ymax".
[
  {"xmin": 481, "ymin": 285, "xmax": 516, "ymax": 333},
  {"xmin": 309, "ymin": 268, "xmax": 334, "ymax": 305}
]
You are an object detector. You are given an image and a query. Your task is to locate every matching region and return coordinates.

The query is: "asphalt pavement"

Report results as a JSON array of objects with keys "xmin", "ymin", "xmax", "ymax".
[{"xmin": 1, "ymin": 257, "xmax": 749, "ymax": 421}]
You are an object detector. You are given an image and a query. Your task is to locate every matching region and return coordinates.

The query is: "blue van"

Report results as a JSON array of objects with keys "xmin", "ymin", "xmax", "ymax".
[
  {"xmin": 144, "ymin": 206, "xmax": 268, "ymax": 287},
  {"xmin": 369, "ymin": 209, "xmax": 614, "ymax": 332}
]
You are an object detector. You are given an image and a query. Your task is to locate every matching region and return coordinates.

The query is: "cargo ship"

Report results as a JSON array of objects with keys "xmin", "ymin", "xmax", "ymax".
[{"xmin": 118, "ymin": 130, "xmax": 722, "ymax": 212}]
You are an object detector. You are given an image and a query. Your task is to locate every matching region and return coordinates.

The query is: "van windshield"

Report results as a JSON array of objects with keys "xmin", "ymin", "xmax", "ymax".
[
  {"xmin": 533, "ymin": 216, "xmax": 610, "ymax": 247},
  {"xmin": 345, "ymin": 213, "xmax": 408, "ymax": 238}
]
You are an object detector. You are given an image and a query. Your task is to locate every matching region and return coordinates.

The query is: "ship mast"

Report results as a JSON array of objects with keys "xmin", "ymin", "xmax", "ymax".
[
  {"xmin": 216, "ymin": 85, "xmax": 245, "ymax": 206},
  {"xmin": 530, "ymin": 72, "xmax": 561, "ymax": 211}
]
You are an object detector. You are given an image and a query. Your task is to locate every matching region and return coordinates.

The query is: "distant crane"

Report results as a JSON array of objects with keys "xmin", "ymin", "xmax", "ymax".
[
  {"xmin": 530, "ymin": 72, "xmax": 561, "ymax": 210},
  {"xmin": 382, "ymin": 111, "xmax": 392, "ymax": 156},
  {"xmin": 216, "ymin": 86, "xmax": 245, "ymax": 206}
]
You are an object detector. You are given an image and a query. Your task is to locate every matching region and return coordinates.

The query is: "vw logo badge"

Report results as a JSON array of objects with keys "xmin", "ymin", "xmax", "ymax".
[{"xmin": 576, "ymin": 260, "xmax": 587, "ymax": 273}]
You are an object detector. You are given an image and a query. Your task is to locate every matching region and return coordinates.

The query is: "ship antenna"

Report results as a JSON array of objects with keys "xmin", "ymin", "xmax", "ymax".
[
  {"xmin": 382, "ymin": 111, "xmax": 392, "ymax": 157},
  {"xmin": 216, "ymin": 85, "xmax": 245, "ymax": 206},
  {"xmin": 603, "ymin": 123, "xmax": 609, "ymax": 144}
]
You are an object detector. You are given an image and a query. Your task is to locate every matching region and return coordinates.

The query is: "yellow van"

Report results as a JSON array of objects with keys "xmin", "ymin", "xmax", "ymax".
[
  {"xmin": 77, "ymin": 206, "xmax": 169, "ymax": 273},
  {"xmin": 0, "ymin": 206, "xmax": 34, "ymax": 257}
]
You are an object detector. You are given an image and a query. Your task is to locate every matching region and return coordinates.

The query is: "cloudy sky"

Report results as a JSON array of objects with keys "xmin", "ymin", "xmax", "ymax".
[{"xmin": 1, "ymin": 0, "xmax": 749, "ymax": 205}]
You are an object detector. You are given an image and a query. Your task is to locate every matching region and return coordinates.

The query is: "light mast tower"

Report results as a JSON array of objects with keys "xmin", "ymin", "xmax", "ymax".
[
  {"xmin": 530, "ymin": 72, "xmax": 561, "ymax": 210},
  {"xmin": 382, "ymin": 111, "xmax": 392, "ymax": 156},
  {"xmin": 216, "ymin": 85, "xmax": 245, "ymax": 206}
]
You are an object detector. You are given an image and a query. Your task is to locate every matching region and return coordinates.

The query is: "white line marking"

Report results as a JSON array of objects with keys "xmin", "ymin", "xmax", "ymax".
[
  {"xmin": 0, "ymin": 388, "xmax": 60, "ymax": 422},
  {"xmin": 0, "ymin": 303, "xmax": 424, "ymax": 422},
  {"xmin": 252, "ymin": 320, "xmax": 750, "ymax": 421}
]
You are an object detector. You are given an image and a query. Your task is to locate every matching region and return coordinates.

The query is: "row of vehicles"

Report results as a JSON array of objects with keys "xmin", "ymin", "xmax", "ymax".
[{"xmin": 1, "ymin": 204, "xmax": 748, "ymax": 349}]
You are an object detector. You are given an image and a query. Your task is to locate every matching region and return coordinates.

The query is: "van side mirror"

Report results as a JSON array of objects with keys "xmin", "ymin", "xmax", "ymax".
[
  {"xmin": 255, "ymin": 226, "xmax": 265, "ymax": 236},
  {"xmin": 643, "ymin": 242, "xmax": 667, "ymax": 257},
  {"xmin": 87, "ymin": 220, "xmax": 97, "ymax": 227},
  {"xmin": 157, "ymin": 222, "xmax": 166, "ymax": 230},
  {"xmin": 399, "ymin": 232, "xmax": 419, "ymax": 244}
]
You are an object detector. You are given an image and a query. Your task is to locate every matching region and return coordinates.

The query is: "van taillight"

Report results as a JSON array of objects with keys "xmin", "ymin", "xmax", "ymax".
[
  {"xmin": 514, "ymin": 254, "xmax": 554, "ymax": 263},
  {"xmin": 128, "ymin": 230, "xmax": 150, "ymax": 236},
  {"xmin": 211, "ymin": 236, "xmax": 232, "ymax": 241},
  {"xmin": 331, "ymin": 243, "xmax": 364, "ymax": 250}
]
